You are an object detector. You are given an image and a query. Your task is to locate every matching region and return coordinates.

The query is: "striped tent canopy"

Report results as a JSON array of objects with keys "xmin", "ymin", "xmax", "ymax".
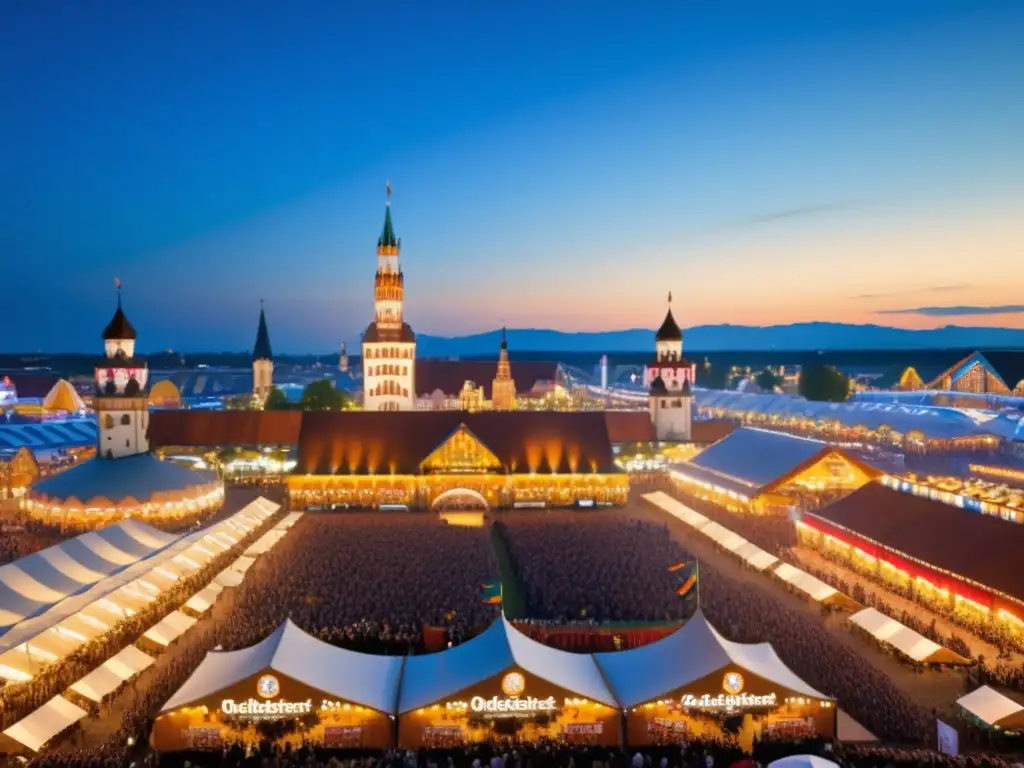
[{"xmin": 0, "ymin": 420, "xmax": 97, "ymax": 451}]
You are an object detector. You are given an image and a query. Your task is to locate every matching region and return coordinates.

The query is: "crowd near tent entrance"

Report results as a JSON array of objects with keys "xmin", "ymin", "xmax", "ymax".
[
  {"xmin": 430, "ymin": 487, "xmax": 490, "ymax": 512},
  {"xmin": 152, "ymin": 621, "xmax": 401, "ymax": 751},
  {"xmin": 597, "ymin": 612, "xmax": 836, "ymax": 751}
]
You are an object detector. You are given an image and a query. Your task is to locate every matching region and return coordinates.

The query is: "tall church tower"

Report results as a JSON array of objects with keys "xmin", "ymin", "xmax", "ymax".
[
  {"xmin": 339, "ymin": 341, "xmax": 348, "ymax": 374},
  {"xmin": 252, "ymin": 301, "xmax": 274, "ymax": 400},
  {"xmin": 491, "ymin": 327, "xmax": 516, "ymax": 410},
  {"xmin": 95, "ymin": 281, "xmax": 150, "ymax": 459},
  {"xmin": 647, "ymin": 292, "xmax": 695, "ymax": 441},
  {"xmin": 362, "ymin": 185, "xmax": 417, "ymax": 411}
]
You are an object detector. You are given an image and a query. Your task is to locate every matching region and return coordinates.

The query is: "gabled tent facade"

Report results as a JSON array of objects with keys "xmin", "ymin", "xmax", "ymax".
[
  {"xmin": 154, "ymin": 620, "xmax": 403, "ymax": 750},
  {"xmin": 596, "ymin": 612, "xmax": 836, "ymax": 746},
  {"xmin": 669, "ymin": 428, "xmax": 880, "ymax": 514},
  {"xmin": 399, "ymin": 617, "xmax": 620, "ymax": 747}
]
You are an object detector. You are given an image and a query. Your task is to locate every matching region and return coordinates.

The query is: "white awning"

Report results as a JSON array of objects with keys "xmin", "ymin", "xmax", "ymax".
[
  {"xmin": 69, "ymin": 645, "xmax": 154, "ymax": 702},
  {"xmin": 214, "ymin": 568, "xmax": 244, "ymax": 588},
  {"xmin": 773, "ymin": 563, "xmax": 842, "ymax": 603},
  {"xmin": 230, "ymin": 555, "xmax": 256, "ymax": 574},
  {"xmin": 642, "ymin": 491, "xmax": 711, "ymax": 530},
  {"xmin": 850, "ymin": 608, "xmax": 969, "ymax": 664},
  {"xmin": 185, "ymin": 583, "xmax": 224, "ymax": 614},
  {"xmin": 143, "ymin": 610, "xmax": 197, "ymax": 646},
  {"xmin": 957, "ymin": 686, "xmax": 1024, "ymax": 727},
  {"xmin": 2, "ymin": 695, "xmax": 87, "ymax": 752},
  {"xmin": 245, "ymin": 529, "xmax": 286, "ymax": 557},
  {"xmin": 733, "ymin": 541, "xmax": 779, "ymax": 571}
]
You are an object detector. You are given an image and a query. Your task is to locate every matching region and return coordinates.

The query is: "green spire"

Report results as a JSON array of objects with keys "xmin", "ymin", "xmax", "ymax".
[{"xmin": 378, "ymin": 204, "xmax": 399, "ymax": 248}]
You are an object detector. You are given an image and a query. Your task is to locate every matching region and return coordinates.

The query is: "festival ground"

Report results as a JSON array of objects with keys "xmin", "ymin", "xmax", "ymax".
[{"xmin": 43, "ymin": 485, "xmax": 983, "ymax": 755}]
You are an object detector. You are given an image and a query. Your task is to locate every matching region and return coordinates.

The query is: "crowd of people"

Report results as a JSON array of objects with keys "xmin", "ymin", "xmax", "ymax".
[
  {"xmin": 0, "ymin": 518, "xmax": 67, "ymax": 564},
  {"xmin": 216, "ymin": 513, "xmax": 501, "ymax": 654},
  {"xmin": 495, "ymin": 513, "xmax": 690, "ymax": 623}
]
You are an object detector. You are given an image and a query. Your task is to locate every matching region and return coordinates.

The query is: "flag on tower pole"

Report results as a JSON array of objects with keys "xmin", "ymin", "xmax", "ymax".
[
  {"xmin": 115, "ymin": 277, "xmax": 122, "ymax": 290},
  {"xmin": 386, "ymin": 180, "xmax": 392, "ymax": 197}
]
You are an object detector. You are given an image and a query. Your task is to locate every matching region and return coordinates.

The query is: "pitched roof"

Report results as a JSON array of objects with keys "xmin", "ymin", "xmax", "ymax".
[
  {"xmin": 808, "ymin": 482, "xmax": 1024, "ymax": 605},
  {"xmin": 596, "ymin": 611, "xmax": 828, "ymax": 708},
  {"xmin": 161, "ymin": 619, "xmax": 403, "ymax": 714},
  {"xmin": 29, "ymin": 454, "xmax": 217, "ymax": 504},
  {"xmin": 148, "ymin": 409, "xmax": 302, "ymax": 447},
  {"xmin": 295, "ymin": 411, "xmax": 619, "ymax": 475},
  {"xmin": 978, "ymin": 351, "xmax": 1024, "ymax": 391},
  {"xmin": 603, "ymin": 410, "xmax": 653, "ymax": 443},
  {"xmin": 363, "ymin": 321, "xmax": 416, "ymax": 344},
  {"xmin": 415, "ymin": 360, "xmax": 561, "ymax": 399},
  {"xmin": 400, "ymin": 617, "xmax": 617, "ymax": 713},
  {"xmin": 252, "ymin": 307, "xmax": 272, "ymax": 361},
  {"xmin": 685, "ymin": 427, "xmax": 833, "ymax": 491},
  {"xmin": 691, "ymin": 420, "xmax": 736, "ymax": 444},
  {"xmin": 102, "ymin": 304, "xmax": 136, "ymax": 341},
  {"xmin": 378, "ymin": 204, "xmax": 399, "ymax": 249},
  {"xmin": 655, "ymin": 308, "xmax": 682, "ymax": 342},
  {"xmin": 0, "ymin": 420, "xmax": 97, "ymax": 451}
]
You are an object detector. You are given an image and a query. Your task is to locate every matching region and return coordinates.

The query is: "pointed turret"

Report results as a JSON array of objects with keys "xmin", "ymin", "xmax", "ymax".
[
  {"xmin": 103, "ymin": 282, "xmax": 136, "ymax": 342},
  {"xmin": 253, "ymin": 303, "xmax": 273, "ymax": 361},
  {"xmin": 656, "ymin": 291, "xmax": 682, "ymax": 342},
  {"xmin": 492, "ymin": 325, "xmax": 516, "ymax": 410},
  {"xmin": 252, "ymin": 301, "xmax": 274, "ymax": 400},
  {"xmin": 378, "ymin": 204, "xmax": 399, "ymax": 251}
]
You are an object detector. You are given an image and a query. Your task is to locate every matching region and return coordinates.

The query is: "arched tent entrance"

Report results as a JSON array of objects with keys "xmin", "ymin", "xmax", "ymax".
[{"xmin": 431, "ymin": 488, "xmax": 490, "ymax": 512}]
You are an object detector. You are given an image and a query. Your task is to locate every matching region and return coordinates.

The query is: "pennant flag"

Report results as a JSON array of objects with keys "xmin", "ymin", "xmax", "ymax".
[
  {"xmin": 667, "ymin": 561, "xmax": 691, "ymax": 573},
  {"xmin": 386, "ymin": 179, "xmax": 393, "ymax": 197},
  {"xmin": 115, "ymin": 277, "xmax": 122, "ymax": 290},
  {"xmin": 480, "ymin": 583, "xmax": 502, "ymax": 604},
  {"xmin": 676, "ymin": 574, "xmax": 697, "ymax": 597}
]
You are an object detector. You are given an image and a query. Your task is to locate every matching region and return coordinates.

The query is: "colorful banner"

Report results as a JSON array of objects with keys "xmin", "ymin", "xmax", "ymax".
[
  {"xmin": 677, "ymin": 574, "xmax": 697, "ymax": 596},
  {"xmin": 667, "ymin": 561, "xmax": 691, "ymax": 573},
  {"xmin": 480, "ymin": 583, "xmax": 502, "ymax": 604}
]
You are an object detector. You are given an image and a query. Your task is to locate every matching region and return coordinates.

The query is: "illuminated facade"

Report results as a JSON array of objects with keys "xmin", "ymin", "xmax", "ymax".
[
  {"xmin": 252, "ymin": 302, "xmax": 274, "ymax": 400},
  {"xmin": 96, "ymin": 284, "xmax": 150, "ymax": 459},
  {"xmin": 362, "ymin": 195, "xmax": 417, "ymax": 411},
  {"xmin": 492, "ymin": 328, "xmax": 517, "ymax": 410},
  {"xmin": 287, "ymin": 412, "xmax": 629, "ymax": 510}
]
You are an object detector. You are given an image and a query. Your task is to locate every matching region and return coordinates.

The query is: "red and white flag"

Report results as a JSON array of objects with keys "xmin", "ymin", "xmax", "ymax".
[{"xmin": 386, "ymin": 180, "xmax": 392, "ymax": 197}]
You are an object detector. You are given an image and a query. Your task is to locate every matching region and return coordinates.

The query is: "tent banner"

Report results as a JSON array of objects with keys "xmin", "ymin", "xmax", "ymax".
[{"xmin": 937, "ymin": 719, "xmax": 958, "ymax": 756}]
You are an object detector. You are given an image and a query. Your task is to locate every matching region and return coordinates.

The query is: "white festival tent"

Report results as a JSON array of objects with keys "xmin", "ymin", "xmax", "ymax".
[
  {"xmin": 595, "ymin": 610, "xmax": 831, "ymax": 709},
  {"xmin": 957, "ymin": 685, "xmax": 1024, "ymax": 729},
  {"xmin": 185, "ymin": 582, "xmax": 225, "ymax": 615},
  {"xmin": 642, "ymin": 492, "xmax": 779, "ymax": 571},
  {"xmin": 0, "ymin": 695, "xmax": 87, "ymax": 753},
  {"xmin": 144, "ymin": 610, "xmax": 198, "ymax": 646},
  {"xmin": 0, "ymin": 499, "xmax": 279, "ymax": 680},
  {"xmin": 160, "ymin": 619, "xmax": 404, "ymax": 715},
  {"xmin": 69, "ymin": 644, "xmax": 155, "ymax": 702},
  {"xmin": 399, "ymin": 616, "xmax": 618, "ymax": 714},
  {"xmin": 849, "ymin": 608, "xmax": 969, "ymax": 665},
  {"xmin": 772, "ymin": 564, "xmax": 861, "ymax": 610},
  {"xmin": 0, "ymin": 519, "xmax": 177, "ymax": 630}
]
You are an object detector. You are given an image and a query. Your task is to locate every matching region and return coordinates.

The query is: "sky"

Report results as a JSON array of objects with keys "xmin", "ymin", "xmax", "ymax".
[{"xmin": 2, "ymin": 0, "xmax": 1023, "ymax": 352}]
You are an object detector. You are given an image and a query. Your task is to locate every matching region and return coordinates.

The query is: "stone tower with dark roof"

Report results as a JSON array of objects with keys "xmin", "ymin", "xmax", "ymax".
[
  {"xmin": 647, "ymin": 292, "xmax": 694, "ymax": 441},
  {"xmin": 252, "ymin": 301, "xmax": 274, "ymax": 400},
  {"xmin": 95, "ymin": 280, "xmax": 150, "ymax": 459}
]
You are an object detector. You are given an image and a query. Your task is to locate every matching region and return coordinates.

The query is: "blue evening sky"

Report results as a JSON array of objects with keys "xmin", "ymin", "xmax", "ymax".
[{"xmin": 2, "ymin": 1, "xmax": 1022, "ymax": 352}]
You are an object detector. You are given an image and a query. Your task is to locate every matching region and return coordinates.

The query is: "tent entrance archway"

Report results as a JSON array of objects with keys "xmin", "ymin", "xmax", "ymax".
[{"xmin": 431, "ymin": 488, "xmax": 489, "ymax": 512}]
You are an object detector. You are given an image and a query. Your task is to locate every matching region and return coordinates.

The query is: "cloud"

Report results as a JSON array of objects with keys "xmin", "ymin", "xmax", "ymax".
[
  {"xmin": 876, "ymin": 304, "xmax": 1024, "ymax": 317},
  {"xmin": 851, "ymin": 283, "xmax": 971, "ymax": 300},
  {"xmin": 717, "ymin": 201, "xmax": 858, "ymax": 229}
]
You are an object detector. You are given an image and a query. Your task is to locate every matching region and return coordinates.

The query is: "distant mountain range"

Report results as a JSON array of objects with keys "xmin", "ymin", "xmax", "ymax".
[{"xmin": 416, "ymin": 323, "xmax": 1024, "ymax": 356}]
